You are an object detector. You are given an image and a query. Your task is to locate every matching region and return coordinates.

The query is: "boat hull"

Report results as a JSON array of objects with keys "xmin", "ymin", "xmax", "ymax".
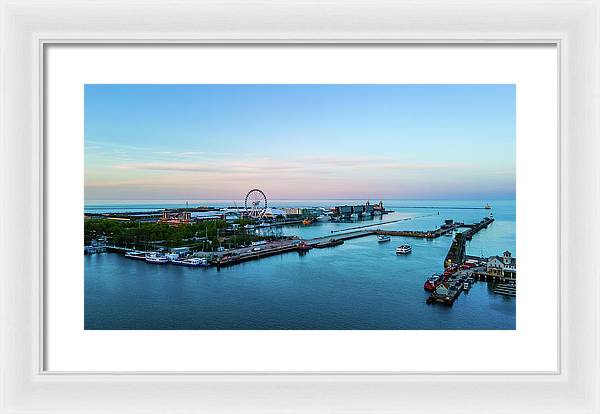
[{"xmin": 171, "ymin": 261, "xmax": 208, "ymax": 267}]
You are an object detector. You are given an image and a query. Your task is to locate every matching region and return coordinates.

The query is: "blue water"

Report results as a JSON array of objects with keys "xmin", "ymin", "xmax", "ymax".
[{"xmin": 84, "ymin": 200, "xmax": 515, "ymax": 330}]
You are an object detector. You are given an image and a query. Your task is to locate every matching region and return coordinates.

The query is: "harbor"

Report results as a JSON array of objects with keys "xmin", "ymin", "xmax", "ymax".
[{"xmin": 84, "ymin": 199, "xmax": 516, "ymax": 329}]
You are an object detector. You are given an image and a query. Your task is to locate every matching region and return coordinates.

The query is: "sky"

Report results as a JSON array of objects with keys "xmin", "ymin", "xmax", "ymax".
[{"xmin": 84, "ymin": 84, "xmax": 515, "ymax": 202}]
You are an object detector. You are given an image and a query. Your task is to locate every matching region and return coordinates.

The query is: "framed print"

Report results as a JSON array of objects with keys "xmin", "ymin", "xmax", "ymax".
[
  {"xmin": 45, "ymin": 44, "xmax": 557, "ymax": 373},
  {"xmin": 1, "ymin": 0, "xmax": 599, "ymax": 413}
]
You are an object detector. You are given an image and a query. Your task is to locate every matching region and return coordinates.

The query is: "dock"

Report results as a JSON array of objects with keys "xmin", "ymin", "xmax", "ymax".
[
  {"xmin": 444, "ymin": 216, "xmax": 494, "ymax": 267},
  {"xmin": 211, "ymin": 244, "xmax": 301, "ymax": 267},
  {"xmin": 427, "ymin": 287, "xmax": 462, "ymax": 305},
  {"xmin": 329, "ymin": 213, "xmax": 436, "ymax": 233}
]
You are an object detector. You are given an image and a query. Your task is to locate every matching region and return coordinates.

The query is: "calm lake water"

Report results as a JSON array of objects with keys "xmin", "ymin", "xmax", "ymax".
[{"xmin": 84, "ymin": 199, "xmax": 516, "ymax": 330}]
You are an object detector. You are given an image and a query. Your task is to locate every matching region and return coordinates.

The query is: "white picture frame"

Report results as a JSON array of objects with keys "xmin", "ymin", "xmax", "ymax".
[{"xmin": 1, "ymin": 0, "xmax": 598, "ymax": 413}]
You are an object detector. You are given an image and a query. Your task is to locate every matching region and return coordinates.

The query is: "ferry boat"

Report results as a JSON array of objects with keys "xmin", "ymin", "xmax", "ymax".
[
  {"xmin": 424, "ymin": 274, "xmax": 443, "ymax": 291},
  {"xmin": 170, "ymin": 257, "xmax": 209, "ymax": 267},
  {"xmin": 145, "ymin": 253, "xmax": 169, "ymax": 264},
  {"xmin": 396, "ymin": 245, "xmax": 412, "ymax": 254},
  {"xmin": 124, "ymin": 251, "xmax": 147, "ymax": 260},
  {"xmin": 484, "ymin": 203, "xmax": 492, "ymax": 209},
  {"xmin": 377, "ymin": 235, "xmax": 391, "ymax": 242}
]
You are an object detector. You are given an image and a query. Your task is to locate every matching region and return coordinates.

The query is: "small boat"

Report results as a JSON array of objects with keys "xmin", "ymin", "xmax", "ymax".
[
  {"xmin": 244, "ymin": 224, "xmax": 256, "ymax": 229},
  {"xmin": 302, "ymin": 219, "xmax": 313, "ymax": 225},
  {"xmin": 424, "ymin": 274, "xmax": 443, "ymax": 291},
  {"xmin": 484, "ymin": 203, "xmax": 492, "ymax": 209},
  {"xmin": 125, "ymin": 250, "xmax": 147, "ymax": 260},
  {"xmin": 377, "ymin": 235, "xmax": 391, "ymax": 242},
  {"xmin": 396, "ymin": 245, "xmax": 412, "ymax": 254},
  {"xmin": 170, "ymin": 257, "xmax": 209, "ymax": 267},
  {"xmin": 258, "ymin": 222, "xmax": 270, "ymax": 228},
  {"xmin": 145, "ymin": 253, "xmax": 169, "ymax": 264},
  {"xmin": 463, "ymin": 282, "xmax": 471, "ymax": 292}
]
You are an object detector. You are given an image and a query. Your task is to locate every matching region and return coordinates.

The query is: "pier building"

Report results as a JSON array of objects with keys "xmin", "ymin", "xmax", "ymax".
[
  {"xmin": 333, "ymin": 201, "xmax": 382, "ymax": 218},
  {"xmin": 158, "ymin": 210, "xmax": 192, "ymax": 226},
  {"xmin": 487, "ymin": 250, "xmax": 516, "ymax": 280}
]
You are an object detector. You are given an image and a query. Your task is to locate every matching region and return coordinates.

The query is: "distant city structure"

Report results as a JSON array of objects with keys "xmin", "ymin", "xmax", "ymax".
[
  {"xmin": 332, "ymin": 201, "xmax": 385, "ymax": 219},
  {"xmin": 157, "ymin": 210, "xmax": 193, "ymax": 226}
]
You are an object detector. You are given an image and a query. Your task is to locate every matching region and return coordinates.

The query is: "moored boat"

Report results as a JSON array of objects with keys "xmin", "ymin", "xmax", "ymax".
[
  {"xmin": 377, "ymin": 235, "xmax": 391, "ymax": 242},
  {"xmin": 443, "ymin": 264, "xmax": 459, "ymax": 277},
  {"xmin": 424, "ymin": 274, "xmax": 443, "ymax": 291},
  {"xmin": 145, "ymin": 253, "xmax": 169, "ymax": 264},
  {"xmin": 396, "ymin": 244, "xmax": 412, "ymax": 254},
  {"xmin": 170, "ymin": 257, "xmax": 209, "ymax": 267},
  {"xmin": 124, "ymin": 251, "xmax": 147, "ymax": 260}
]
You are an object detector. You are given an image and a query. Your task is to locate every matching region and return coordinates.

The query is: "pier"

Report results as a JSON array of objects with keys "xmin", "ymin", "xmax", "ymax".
[
  {"xmin": 329, "ymin": 213, "xmax": 436, "ymax": 233},
  {"xmin": 444, "ymin": 216, "xmax": 494, "ymax": 267},
  {"xmin": 104, "ymin": 215, "xmax": 495, "ymax": 270}
]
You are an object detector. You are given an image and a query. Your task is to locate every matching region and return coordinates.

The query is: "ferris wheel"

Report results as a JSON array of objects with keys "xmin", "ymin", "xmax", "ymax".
[{"xmin": 244, "ymin": 189, "xmax": 268, "ymax": 218}]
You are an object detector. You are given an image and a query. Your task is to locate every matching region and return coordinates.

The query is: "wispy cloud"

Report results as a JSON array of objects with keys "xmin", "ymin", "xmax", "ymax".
[{"xmin": 115, "ymin": 156, "xmax": 469, "ymax": 175}]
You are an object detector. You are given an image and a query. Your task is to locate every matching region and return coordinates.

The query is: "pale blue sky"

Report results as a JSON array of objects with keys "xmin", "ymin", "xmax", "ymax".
[{"xmin": 85, "ymin": 84, "xmax": 515, "ymax": 201}]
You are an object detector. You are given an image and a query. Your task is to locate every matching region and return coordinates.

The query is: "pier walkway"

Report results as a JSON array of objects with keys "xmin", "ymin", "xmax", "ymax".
[
  {"xmin": 329, "ymin": 213, "xmax": 437, "ymax": 234},
  {"xmin": 444, "ymin": 216, "xmax": 494, "ymax": 267}
]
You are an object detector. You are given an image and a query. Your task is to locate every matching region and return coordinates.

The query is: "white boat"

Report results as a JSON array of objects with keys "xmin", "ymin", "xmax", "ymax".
[
  {"xmin": 484, "ymin": 203, "xmax": 492, "ymax": 209},
  {"xmin": 170, "ymin": 257, "xmax": 209, "ymax": 267},
  {"xmin": 124, "ymin": 250, "xmax": 146, "ymax": 260},
  {"xmin": 396, "ymin": 245, "xmax": 412, "ymax": 254},
  {"xmin": 350, "ymin": 213, "xmax": 359, "ymax": 219},
  {"xmin": 145, "ymin": 253, "xmax": 169, "ymax": 264},
  {"xmin": 463, "ymin": 282, "xmax": 471, "ymax": 291},
  {"xmin": 244, "ymin": 224, "xmax": 256, "ymax": 229},
  {"xmin": 377, "ymin": 235, "xmax": 391, "ymax": 242}
]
